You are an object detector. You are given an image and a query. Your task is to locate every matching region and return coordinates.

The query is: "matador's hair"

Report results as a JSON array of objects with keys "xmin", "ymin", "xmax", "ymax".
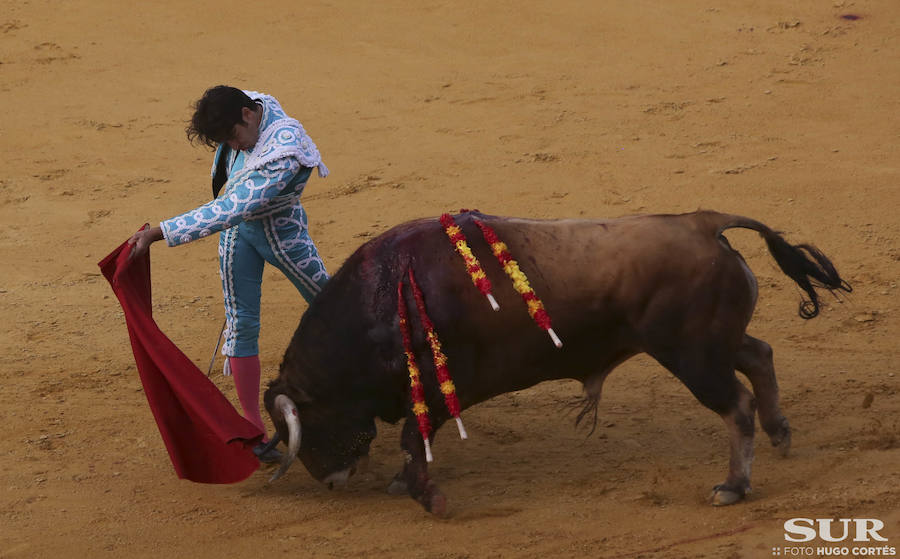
[{"xmin": 186, "ymin": 85, "xmax": 261, "ymax": 148}]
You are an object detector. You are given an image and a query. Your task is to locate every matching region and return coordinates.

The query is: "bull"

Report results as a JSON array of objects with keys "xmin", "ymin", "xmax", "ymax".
[{"xmin": 262, "ymin": 210, "xmax": 850, "ymax": 515}]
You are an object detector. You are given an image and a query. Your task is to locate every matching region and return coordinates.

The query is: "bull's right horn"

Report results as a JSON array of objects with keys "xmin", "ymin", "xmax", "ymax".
[{"xmin": 269, "ymin": 394, "xmax": 301, "ymax": 482}]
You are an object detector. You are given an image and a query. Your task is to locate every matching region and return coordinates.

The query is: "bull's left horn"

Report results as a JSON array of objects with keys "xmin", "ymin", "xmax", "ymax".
[{"xmin": 269, "ymin": 394, "xmax": 301, "ymax": 482}]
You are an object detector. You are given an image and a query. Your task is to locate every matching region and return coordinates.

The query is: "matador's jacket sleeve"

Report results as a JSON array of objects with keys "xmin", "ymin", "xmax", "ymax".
[
  {"xmin": 159, "ymin": 92, "xmax": 328, "ymax": 247},
  {"xmin": 160, "ymin": 158, "xmax": 301, "ymax": 246}
]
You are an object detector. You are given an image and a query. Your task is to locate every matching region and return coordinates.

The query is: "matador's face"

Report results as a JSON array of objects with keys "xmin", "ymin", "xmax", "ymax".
[{"xmin": 226, "ymin": 105, "xmax": 262, "ymax": 152}]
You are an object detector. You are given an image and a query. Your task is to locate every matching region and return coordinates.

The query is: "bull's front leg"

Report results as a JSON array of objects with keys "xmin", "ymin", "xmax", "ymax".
[{"xmin": 392, "ymin": 418, "xmax": 446, "ymax": 515}]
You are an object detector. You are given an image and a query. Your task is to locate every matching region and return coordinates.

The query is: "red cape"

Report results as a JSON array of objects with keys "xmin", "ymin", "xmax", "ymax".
[{"xmin": 99, "ymin": 240, "xmax": 263, "ymax": 484}]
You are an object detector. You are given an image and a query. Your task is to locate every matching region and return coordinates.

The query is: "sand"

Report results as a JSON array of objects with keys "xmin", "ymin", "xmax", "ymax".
[{"xmin": 1, "ymin": 1, "xmax": 898, "ymax": 557}]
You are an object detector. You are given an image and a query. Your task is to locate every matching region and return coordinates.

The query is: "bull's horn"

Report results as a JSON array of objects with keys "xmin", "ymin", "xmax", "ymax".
[{"xmin": 269, "ymin": 394, "xmax": 301, "ymax": 482}]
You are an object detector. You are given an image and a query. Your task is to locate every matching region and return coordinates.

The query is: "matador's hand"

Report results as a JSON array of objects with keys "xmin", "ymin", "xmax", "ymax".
[{"xmin": 127, "ymin": 224, "xmax": 164, "ymax": 259}]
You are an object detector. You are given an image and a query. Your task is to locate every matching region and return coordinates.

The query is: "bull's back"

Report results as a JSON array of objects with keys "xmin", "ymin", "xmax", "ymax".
[
  {"xmin": 400, "ymin": 213, "xmax": 747, "ymax": 396},
  {"xmin": 482, "ymin": 212, "xmax": 744, "ymax": 309}
]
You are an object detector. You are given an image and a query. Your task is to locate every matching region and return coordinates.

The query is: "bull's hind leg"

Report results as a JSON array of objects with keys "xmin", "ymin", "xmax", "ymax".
[
  {"xmin": 713, "ymin": 381, "xmax": 757, "ymax": 505},
  {"xmin": 736, "ymin": 335, "xmax": 791, "ymax": 457},
  {"xmin": 395, "ymin": 418, "xmax": 446, "ymax": 515},
  {"xmin": 655, "ymin": 350, "xmax": 757, "ymax": 506}
]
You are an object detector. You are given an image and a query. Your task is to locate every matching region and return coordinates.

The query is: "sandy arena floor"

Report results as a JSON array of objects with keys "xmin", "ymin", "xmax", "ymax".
[{"xmin": 1, "ymin": 1, "xmax": 898, "ymax": 557}]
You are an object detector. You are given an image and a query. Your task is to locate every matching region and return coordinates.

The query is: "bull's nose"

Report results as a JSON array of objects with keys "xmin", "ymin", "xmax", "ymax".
[{"xmin": 322, "ymin": 466, "xmax": 354, "ymax": 488}]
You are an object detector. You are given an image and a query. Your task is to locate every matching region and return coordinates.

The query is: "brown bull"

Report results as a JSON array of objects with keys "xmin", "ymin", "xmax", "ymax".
[{"xmin": 263, "ymin": 210, "xmax": 850, "ymax": 515}]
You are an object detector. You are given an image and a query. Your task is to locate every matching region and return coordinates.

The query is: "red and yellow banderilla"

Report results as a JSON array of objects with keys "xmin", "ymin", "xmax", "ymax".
[
  {"xmin": 397, "ymin": 269, "xmax": 468, "ymax": 462},
  {"xmin": 397, "ymin": 281, "xmax": 434, "ymax": 462},
  {"xmin": 440, "ymin": 213, "xmax": 500, "ymax": 312},
  {"xmin": 473, "ymin": 218, "xmax": 562, "ymax": 348},
  {"xmin": 408, "ymin": 268, "xmax": 467, "ymax": 440}
]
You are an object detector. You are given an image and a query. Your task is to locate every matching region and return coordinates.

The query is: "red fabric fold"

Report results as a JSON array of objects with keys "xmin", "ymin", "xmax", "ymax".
[{"xmin": 99, "ymin": 239, "xmax": 263, "ymax": 484}]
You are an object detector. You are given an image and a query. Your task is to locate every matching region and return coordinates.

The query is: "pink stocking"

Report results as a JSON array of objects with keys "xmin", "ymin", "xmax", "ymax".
[{"xmin": 229, "ymin": 355, "xmax": 267, "ymax": 442}]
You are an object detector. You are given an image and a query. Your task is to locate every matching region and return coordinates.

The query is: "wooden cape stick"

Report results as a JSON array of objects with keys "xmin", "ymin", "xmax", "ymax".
[{"xmin": 207, "ymin": 319, "xmax": 226, "ymax": 377}]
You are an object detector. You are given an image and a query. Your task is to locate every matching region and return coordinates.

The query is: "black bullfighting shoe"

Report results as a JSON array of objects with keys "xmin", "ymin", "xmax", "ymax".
[{"xmin": 253, "ymin": 443, "xmax": 284, "ymax": 464}]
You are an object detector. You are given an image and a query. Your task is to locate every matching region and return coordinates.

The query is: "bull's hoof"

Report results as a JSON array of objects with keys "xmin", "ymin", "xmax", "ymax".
[
  {"xmin": 766, "ymin": 417, "xmax": 792, "ymax": 458},
  {"xmin": 709, "ymin": 483, "xmax": 748, "ymax": 506},
  {"xmin": 772, "ymin": 426, "xmax": 792, "ymax": 458},
  {"xmin": 387, "ymin": 474, "xmax": 407, "ymax": 496},
  {"xmin": 427, "ymin": 491, "xmax": 448, "ymax": 517},
  {"xmin": 417, "ymin": 480, "xmax": 448, "ymax": 517}
]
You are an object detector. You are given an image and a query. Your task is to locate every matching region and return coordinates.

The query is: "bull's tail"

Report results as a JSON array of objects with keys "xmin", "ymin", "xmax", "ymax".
[{"xmin": 716, "ymin": 215, "xmax": 852, "ymax": 319}]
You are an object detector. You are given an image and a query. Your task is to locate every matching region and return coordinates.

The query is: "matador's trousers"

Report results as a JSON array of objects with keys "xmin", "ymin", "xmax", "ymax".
[{"xmin": 218, "ymin": 204, "xmax": 328, "ymax": 357}]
